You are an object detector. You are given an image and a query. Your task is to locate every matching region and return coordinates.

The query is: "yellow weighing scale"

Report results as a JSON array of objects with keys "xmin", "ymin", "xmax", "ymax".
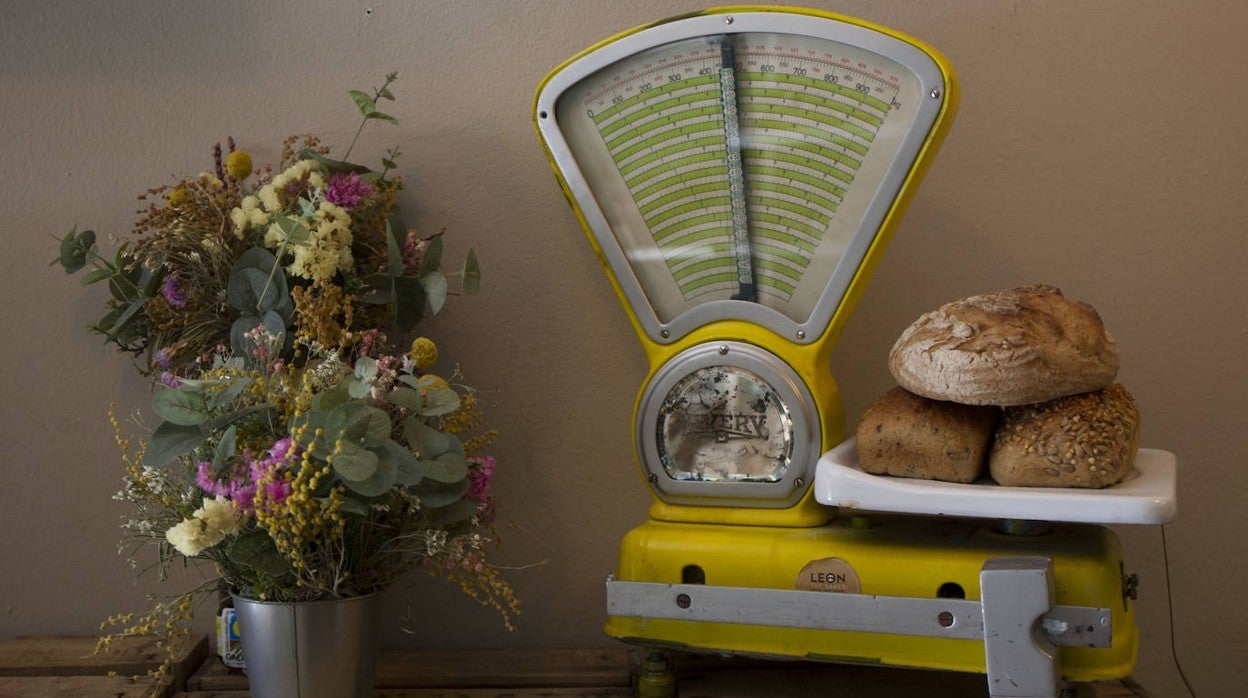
[{"xmin": 533, "ymin": 7, "xmax": 1178, "ymax": 697}]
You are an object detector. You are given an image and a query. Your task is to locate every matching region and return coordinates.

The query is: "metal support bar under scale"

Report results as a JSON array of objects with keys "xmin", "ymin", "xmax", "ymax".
[{"xmin": 606, "ymin": 557, "xmax": 1108, "ymax": 698}]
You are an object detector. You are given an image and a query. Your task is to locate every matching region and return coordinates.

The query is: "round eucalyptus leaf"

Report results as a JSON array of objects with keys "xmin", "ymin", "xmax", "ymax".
[
  {"xmin": 330, "ymin": 441, "xmax": 379, "ymax": 482},
  {"xmin": 152, "ymin": 389, "xmax": 209, "ymax": 426},
  {"xmin": 421, "ymin": 386, "xmax": 461, "ymax": 417}
]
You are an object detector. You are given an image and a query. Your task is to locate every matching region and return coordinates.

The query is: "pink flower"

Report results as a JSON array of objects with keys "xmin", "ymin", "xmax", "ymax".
[
  {"xmin": 467, "ymin": 455, "xmax": 496, "ymax": 500},
  {"xmin": 195, "ymin": 437, "xmax": 301, "ymax": 516},
  {"xmin": 324, "ymin": 172, "xmax": 375, "ymax": 210}
]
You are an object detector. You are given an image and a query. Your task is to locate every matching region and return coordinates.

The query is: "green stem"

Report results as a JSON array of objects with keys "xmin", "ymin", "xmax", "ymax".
[{"xmin": 342, "ymin": 74, "xmax": 398, "ymax": 161}]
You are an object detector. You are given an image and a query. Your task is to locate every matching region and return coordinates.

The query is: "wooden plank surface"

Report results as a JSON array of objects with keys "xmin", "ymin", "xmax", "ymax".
[
  {"xmin": 183, "ymin": 647, "xmax": 1153, "ymax": 698},
  {"xmin": 187, "ymin": 647, "xmax": 635, "ymax": 691},
  {"xmin": 0, "ymin": 675, "xmax": 161, "ymax": 698},
  {"xmin": 174, "ymin": 691, "xmax": 632, "ymax": 698},
  {"xmin": 0, "ymin": 634, "xmax": 208, "ymax": 698}
]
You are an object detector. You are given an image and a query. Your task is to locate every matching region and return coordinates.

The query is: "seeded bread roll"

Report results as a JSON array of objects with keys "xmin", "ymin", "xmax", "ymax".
[
  {"xmin": 989, "ymin": 384, "xmax": 1140, "ymax": 488},
  {"xmin": 856, "ymin": 386, "xmax": 1000, "ymax": 483},
  {"xmin": 888, "ymin": 285, "xmax": 1120, "ymax": 406}
]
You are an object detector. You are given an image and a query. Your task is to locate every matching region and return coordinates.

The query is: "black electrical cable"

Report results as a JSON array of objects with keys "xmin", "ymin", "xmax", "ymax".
[{"xmin": 1161, "ymin": 523, "xmax": 1197, "ymax": 696}]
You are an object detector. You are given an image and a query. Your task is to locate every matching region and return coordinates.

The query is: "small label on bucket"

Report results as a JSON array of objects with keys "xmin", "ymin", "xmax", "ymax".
[{"xmin": 217, "ymin": 607, "xmax": 246, "ymax": 669}]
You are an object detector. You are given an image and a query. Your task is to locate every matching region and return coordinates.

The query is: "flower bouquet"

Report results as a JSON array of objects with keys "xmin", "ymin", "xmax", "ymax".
[{"xmin": 54, "ymin": 73, "xmax": 517, "ymax": 676}]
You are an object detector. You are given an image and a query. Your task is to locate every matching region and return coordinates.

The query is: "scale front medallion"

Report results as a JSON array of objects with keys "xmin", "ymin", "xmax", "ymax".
[{"xmin": 534, "ymin": 7, "xmax": 955, "ymax": 510}]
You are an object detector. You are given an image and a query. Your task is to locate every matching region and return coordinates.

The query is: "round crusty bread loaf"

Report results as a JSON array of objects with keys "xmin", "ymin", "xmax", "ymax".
[
  {"xmin": 856, "ymin": 386, "xmax": 999, "ymax": 483},
  {"xmin": 989, "ymin": 383, "xmax": 1140, "ymax": 488},
  {"xmin": 888, "ymin": 285, "xmax": 1120, "ymax": 406}
]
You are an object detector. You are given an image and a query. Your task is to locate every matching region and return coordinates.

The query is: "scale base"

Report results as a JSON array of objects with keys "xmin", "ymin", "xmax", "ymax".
[{"xmin": 606, "ymin": 515, "xmax": 1137, "ymax": 683}]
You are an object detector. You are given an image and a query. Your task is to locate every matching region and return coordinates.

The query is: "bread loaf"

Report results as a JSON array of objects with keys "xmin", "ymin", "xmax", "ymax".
[
  {"xmin": 989, "ymin": 384, "xmax": 1140, "ymax": 488},
  {"xmin": 888, "ymin": 285, "xmax": 1119, "ymax": 406},
  {"xmin": 855, "ymin": 386, "xmax": 999, "ymax": 483}
]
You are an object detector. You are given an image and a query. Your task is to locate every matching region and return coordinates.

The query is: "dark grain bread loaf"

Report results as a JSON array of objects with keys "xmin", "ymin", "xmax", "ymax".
[
  {"xmin": 855, "ymin": 386, "xmax": 999, "ymax": 483},
  {"xmin": 888, "ymin": 285, "xmax": 1120, "ymax": 407},
  {"xmin": 989, "ymin": 383, "xmax": 1140, "ymax": 488}
]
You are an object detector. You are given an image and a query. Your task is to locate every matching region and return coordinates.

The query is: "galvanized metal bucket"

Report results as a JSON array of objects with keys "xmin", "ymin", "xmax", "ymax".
[{"xmin": 231, "ymin": 591, "xmax": 380, "ymax": 698}]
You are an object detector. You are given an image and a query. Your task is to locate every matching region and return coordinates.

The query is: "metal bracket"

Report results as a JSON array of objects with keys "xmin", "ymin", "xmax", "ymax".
[
  {"xmin": 980, "ymin": 557, "xmax": 1060, "ymax": 698},
  {"xmin": 606, "ymin": 556, "xmax": 1108, "ymax": 698}
]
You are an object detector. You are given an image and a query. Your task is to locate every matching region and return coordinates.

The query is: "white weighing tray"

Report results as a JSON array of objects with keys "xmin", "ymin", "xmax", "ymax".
[{"xmin": 814, "ymin": 438, "xmax": 1177, "ymax": 525}]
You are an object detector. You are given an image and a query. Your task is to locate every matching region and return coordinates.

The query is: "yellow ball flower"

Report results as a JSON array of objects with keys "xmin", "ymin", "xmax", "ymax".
[
  {"xmin": 422, "ymin": 374, "xmax": 449, "ymax": 391},
  {"xmin": 409, "ymin": 337, "xmax": 438, "ymax": 369},
  {"xmin": 225, "ymin": 150, "xmax": 253, "ymax": 180},
  {"xmin": 166, "ymin": 186, "xmax": 188, "ymax": 206}
]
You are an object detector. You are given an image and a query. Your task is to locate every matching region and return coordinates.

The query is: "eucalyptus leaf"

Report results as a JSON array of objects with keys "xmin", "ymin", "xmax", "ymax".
[
  {"xmin": 384, "ymin": 218, "xmax": 404, "ymax": 278},
  {"xmin": 209, "ymin": 375, "xmax": 253, "ymax": 409},
  {"xmin": 411, "ymin": 477, "xmax": 469, "ymax": 509},
  {"xmin": 213, "ymin": 424, "xmax": 238, "ymax": 475},
  {"xmin": 463, "ymin": 249, "xmax": 480, "ymax": 295},
  {"xmin": 375, "ymin": 439, "xmax": 422, "ymax": 486},
  {"xmin": 357, "ymin": 273, "xmax": 394, "ymax": 305},
  {"xmin": 331, "ymin": 441, "xmax": 379, "ymax": 482},
  {"xmin": 139, "ymin": 266, "xmax": 161, "ymax": 298},
  {"xmin": 335, "ymin": 495, "xmax": 369, "ymax": 517},
  {"xmin": 310, "ymin": 382, "xmax": 349, "ymax": 412},
  {"xmin": 353, "ymin": 357, "xmax": 378, "ymax": 381},
  {"xmin": 386, "ymin": 386, "xmax": 423, "ymax": 412},
  {"xmin": 421, "ymin": 450, "xmax": 468, "ymax": 484},
  {"xmin": 144, "ymin": 421, "xmax": 205, "ymax": 467},
  {"xmin": 229, "ymin": 530, "xmax": 292, "ymax": 576},
  {"xmin": 403, "ymin": 418, "xmax": 457, "ymax": 459},
  {"xmin": 421, "ymin": 386, "xmax": 461, "ymax": 417},
  {"xmin": 418, "ymin": 234, "xmax": 443, "ymax": 276},
  {"xmin": 228, "ymin": 267, "xmax": 282, "ymax": 314},
  {"xmin": 152, "ymin": 389, "xmax": 209, "ymax": 426},
  {"xmin": 420, "ymin": 271, "xmax": 448, "ymax": 316},
  {"xmin": 393, "ymin": 275, "xmax": 427, "ymax": 332},
  {"xmin": 340, "ymin": 452, "xmax": 396, "ymax": 497},
  {"xmin": 325, "ymin": 402, "xmax": 391, "ymax": 447},
  {"xmin": 271, "ymin": 215, "xmax": 311, "ymax": 246},
  {"xmin": 427, "ymin": 497, "xmax": 478, "ymax": 528},
  {"xmin": 206, "ymin": 404, "xmax": 274, "ymax": 433},
  {"xmin": 105, "ymin": 298, "xmax": 146, "ymax": 342},
  {"xmin": 347, "ymin": 377, "xmax": 370, "ymax": 399}
]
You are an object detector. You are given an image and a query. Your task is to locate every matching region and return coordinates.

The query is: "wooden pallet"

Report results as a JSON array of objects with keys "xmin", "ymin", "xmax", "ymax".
[
  {"xmin": 0, "ymin": 634, "xmax": 208, "ymax": 698},
  {"xmin": 180, "ymin": 645, "xmax": 1154, "ymax": 698},
  {"xmin": 0, "ymin": 636, "xmax": 1154, "ymax": 697}
]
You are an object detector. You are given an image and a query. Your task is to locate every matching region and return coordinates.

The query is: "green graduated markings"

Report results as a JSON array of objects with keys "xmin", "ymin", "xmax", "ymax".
[
  {"xmin": 734, "ymin": 71, "xmax": 891, "ymax": 299},
  {"xmin": 585, "ymin": 61, "xmax": 896, "ymax": 302},
  {"xmin": 593, "ymin": 70, "xmax": 739, "ymax": 299}
]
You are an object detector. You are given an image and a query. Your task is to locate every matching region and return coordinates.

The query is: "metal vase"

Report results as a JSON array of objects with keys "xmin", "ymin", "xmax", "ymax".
[{"xmin": 231, "ymin": 591, "xmax": 381, "ymax": 698}]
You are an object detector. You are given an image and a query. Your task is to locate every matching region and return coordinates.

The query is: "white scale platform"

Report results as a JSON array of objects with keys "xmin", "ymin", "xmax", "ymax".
[{"xmin": 815, "ymin": 439, "xmax": 1178, "ymax": 525}]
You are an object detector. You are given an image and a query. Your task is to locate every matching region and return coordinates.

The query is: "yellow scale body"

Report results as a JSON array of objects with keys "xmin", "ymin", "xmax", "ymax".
[{"xmin": 535, "ymin": 5, "xmax": 1138, "ymax": 683}]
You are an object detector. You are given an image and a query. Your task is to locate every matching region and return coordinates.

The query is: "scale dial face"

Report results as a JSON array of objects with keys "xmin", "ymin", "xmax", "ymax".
[
  {"xmin": 639, "ymin": 341, "xmax": 818, "ymax": 508},
  {"xmin": 656, "ymin": 365, "xmax": 794, "ymax": 483},
  {"xmin": 536, "ymin": 10, "xmax": 949, "ymax": 344}
]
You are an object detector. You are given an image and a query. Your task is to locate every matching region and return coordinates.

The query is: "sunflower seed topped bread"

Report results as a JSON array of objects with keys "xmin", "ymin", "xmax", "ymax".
[
  {"xmin": 856, "ymin": 386, "xmax": 999, "ymax": 483},
  {"xmin": 888, "ymin": 285, "xmax": 1120, "ymax": 407},
  {"xmin": 988, "ymin": 383, "xmax": 1140, "ymax": 488}
]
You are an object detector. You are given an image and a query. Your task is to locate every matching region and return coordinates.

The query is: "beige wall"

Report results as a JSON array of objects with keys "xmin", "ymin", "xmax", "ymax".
[{"xmin": 2, "ymin": 1, "xmax": 1243, "ymax": 695}]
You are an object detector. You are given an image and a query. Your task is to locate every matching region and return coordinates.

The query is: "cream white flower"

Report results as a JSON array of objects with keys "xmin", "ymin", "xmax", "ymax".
[
  {"xmin": 164, "ymin": 496, "xmax": 242, "ymax": 557},
  {"xmin": 196, "ymin": 496, "xmax": 243, "ymax": 537},
  {"xmin": 165, "ymin": 518, "xmax": 210, "ymax": 557}
]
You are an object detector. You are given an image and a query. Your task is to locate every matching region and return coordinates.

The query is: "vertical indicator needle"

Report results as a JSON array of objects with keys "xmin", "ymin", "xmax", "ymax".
[{"xmin": 718, "ymin": 36, "xmax": 756, "ymax": 302}]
